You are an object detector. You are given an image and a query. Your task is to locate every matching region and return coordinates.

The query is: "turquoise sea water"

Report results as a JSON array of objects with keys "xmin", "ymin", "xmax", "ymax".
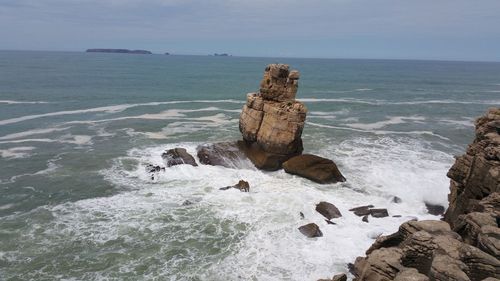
[{"xmin": 0, "ymin": 51, "xmax": 499, "ymax": 280}]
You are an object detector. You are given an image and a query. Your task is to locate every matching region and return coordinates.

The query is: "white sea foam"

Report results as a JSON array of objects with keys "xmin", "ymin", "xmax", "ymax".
[
  {"xmin": 0, "ymin": 100, "xmax": 243, "ymax": 126},
  {"xmin": 0, "ymin": 100, "xmax": 50, "ymax": 104},
  {"xmin": 0, "ymin": 134, "xmax": 93, "ymax": 145},
  {"xmin": 0, "ymin": 146, "xmax": 36, "ymax": 159},
  {"xmin": 0, "ymin": 138, "xmax": 452, "ymax": 280},
  {"xmin": 438, "ymin": 118, "xmax": 474, "ymax": 127},
  {"xmin": 345, "ymin": 116, "xmax": 426, "ymax": 130},
  {"xmin": 0, "ymin": 127, "xmax": 71, "ymax": 140},
  {"xmin": 63, "ymin": 107, "xmax": 237, "ymax": 125},
  {"xmin": 307, "ymin": 121, "xmax": 450, "ymax": 140},
  {"xmin": 299, "ymin": 98, "xmax": 500, "ymax": 106}
]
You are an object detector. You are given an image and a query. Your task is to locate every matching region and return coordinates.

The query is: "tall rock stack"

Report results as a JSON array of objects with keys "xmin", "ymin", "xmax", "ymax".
[{"xmin": 239, "ymin": 64, "xmax": 307, "ymax": 170}]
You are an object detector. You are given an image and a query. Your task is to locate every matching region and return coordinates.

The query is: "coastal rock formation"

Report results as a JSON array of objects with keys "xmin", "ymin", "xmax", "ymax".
[
  {"xmin": 283, "ymin": 154, "xmax": 346, "ymax": 184},
  {"xmin": 352, "ymin": 220, "xmax": 500, "ymax": 281},
  {"xmin": 162, "ymin": 148, "xmax": 197, "ymax": 167},
  {"xmin": 239, "ymin": 64, "xmax": 307, "ymax": 170},
  {"xmin": 349, "ymin": 108, "xmax": 500, "ymax": 281},
  {"xmin": 445, "ymin": 108, "xmax": 500, "ymax": 228}
]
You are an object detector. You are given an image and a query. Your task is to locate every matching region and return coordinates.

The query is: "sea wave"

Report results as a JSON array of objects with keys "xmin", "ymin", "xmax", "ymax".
[
  {"xmin": 0, "ymin": 100, "xmax": 51, "ymax": 104},
  {"xmin": 307, "ymin": 121, "xmax": 450, "ymax": 140},
  {"xmin": 0, "ymin": 100, "xmax": 243, "ymax": 126},
  {"xmin": 299, "ymin": 98, "xmax": 500, "ymax": 105}
]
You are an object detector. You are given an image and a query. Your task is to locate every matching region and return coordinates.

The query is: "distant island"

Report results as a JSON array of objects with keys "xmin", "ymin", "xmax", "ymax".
[
  {"xmin": 213, "ymin": 53, "xmax": 231, "ymax": 56},
  {"xmin": 86, "ymin": 49, "xmax": 152, "ymax": 54}
]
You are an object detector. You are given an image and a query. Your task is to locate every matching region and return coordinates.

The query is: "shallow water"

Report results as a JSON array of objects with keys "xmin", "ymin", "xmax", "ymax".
[{"xmin": 1, "ymin": 51, "xmax": 499, "ymax": 280}]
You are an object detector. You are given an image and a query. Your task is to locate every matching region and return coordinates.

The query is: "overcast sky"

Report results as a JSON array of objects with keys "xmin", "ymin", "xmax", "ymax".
[{"xmin": 1, "ymin": 0, "xmax": 499, "ymax": 61}]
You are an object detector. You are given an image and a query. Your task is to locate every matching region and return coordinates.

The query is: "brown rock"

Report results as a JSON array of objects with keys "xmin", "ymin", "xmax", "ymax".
[
  {"xmin": 162, "ymin": 147, "xmax": 198, "ymax": 167},
  {"xmin": 394, "ymin": 268, "xmax": 429, "ymax": 281},
  {"xmin": 298, "ymin": 223, "xmax": 323, "ymax": 238},
  {"xmin": 316, "ymin": 201, "xmax": 342, "ymax": 220},
  {"xmin": 445, "ymin": 108, "xmax": 500, "ymax": 228},
  {"xmin": 239, "ymin": 64, "xmax": 309, "ymax": 170},
  {"xmin": 237, "ymin": 140, "xmax": 297, "ymax": 171},
  {"xmin": 283, "ymin": 154, "xmax": 346, "ymax": 184}
]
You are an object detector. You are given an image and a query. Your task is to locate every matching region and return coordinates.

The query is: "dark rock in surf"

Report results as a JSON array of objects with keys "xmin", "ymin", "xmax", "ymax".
[
  {"xmin": 196, "ymin": 142, "xmax": 247, "ymax": 168},
  {"xmin": 182, "ymin": 200, "xmax": 193, "ymax": 206},
  {"xmin": 162, "ymin": 148, "xmax": 198, "ymax": 167},
  {"xmin": 220, "ymin": 180, "xmax": 250, "ymax": 192},
  {"xmin": 392, "ymin": 196, "xmax": 402, "ymax": 204},
  {"xmin": 298, "ymin": 223, "xmax": 323, "ymax": 238},
  {"xmin": 425, "ymin": 202, "xmax": 445, "ymax": 216},
  {"xmin": 370, "ymin": 208, "xmax": 389, "ymax": 218},
  {"xmin": 325, "ymin": 219, "xmax": 336, "ymax": 225},
  {"xmin": 145, "ymin": 164, "xmax": 165, "ymax": 173},
  {"xmin": 362, "ymin": 215, "xmax": 369, "ymax": 223},
  {"xmin": 315, "ymin": 201, "xmax": 342, "ymax": 220},
  {"xmin": 349, "ymin": 205, "xmax": 374, "ymax": 217},
  {"xmin": 283, "ymin": 154, "xmax": 346, "ymax": 184}
]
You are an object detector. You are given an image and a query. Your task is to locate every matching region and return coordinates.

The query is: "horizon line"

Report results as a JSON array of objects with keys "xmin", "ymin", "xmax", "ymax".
[{"xmin": 1, "ymin": 49, "xmax": 499, "ymax": 64}]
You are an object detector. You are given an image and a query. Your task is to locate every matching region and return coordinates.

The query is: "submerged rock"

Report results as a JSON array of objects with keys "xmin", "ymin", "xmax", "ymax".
[
  {"xmin": 162, "ymin": 147, "xmax": 198, "ymax": 167},
  {"xmin": 315, "ymin": 201, "xmax": 342, "ymax": 220},
  {"xmin": 298, "ymin": 223, "xmax": 323, "ymax": 238},
  {"xmin": 282, "ymin": 154, "xmax": 346, "ymax": 184},
  {"xmin": 239, "ymin": 64, "xmax": 307, "ymax": 170},
  {"xmin": 392, "ymin": 196, "xmax": 403, "ymax": 203}
]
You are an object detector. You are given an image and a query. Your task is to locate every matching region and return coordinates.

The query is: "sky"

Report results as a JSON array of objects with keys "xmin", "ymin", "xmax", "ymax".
[{"xmin": 1, "ymin": 0, "xmax": 500, "ymax": 61}]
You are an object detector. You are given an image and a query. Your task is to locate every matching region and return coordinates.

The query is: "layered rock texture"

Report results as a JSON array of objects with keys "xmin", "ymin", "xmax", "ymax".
[
  {"xmin": 239, "ymin": 64, "xmax": 307, "ymax": 170},
  {"xmin": 350, "ymin": 108, "xmax": 500, "ymax": 281},
  {"xmin": 445, "ymin": 108, "xmax": 500, "ymax": 228}
]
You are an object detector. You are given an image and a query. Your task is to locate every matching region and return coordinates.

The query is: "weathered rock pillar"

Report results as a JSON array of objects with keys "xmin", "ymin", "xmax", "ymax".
[{"xmin": 238, "ymin": 64, "xmax": 307, "ymax": 170}]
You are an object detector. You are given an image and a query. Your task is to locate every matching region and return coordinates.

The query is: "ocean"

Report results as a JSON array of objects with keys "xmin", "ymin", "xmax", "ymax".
[{"xmin": 0, "ymin": 50, "xmax": 499, "ymax": 280}]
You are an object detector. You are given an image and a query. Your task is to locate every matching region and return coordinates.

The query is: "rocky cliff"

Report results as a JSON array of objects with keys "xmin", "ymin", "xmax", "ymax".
[
  {"xmin": 347, "ymin": 108, "xmax": 500, "ymax": 281},
  {"xmin": 239, "ymin": 64, "xmax": 307, "ymax": 170}
]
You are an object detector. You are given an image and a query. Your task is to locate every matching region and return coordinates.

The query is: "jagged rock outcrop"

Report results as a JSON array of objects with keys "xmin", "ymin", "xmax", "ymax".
[
  {"xmin": 445, "ymin": 108, "xmax": 500, "ymax": 228},
  {"xmin": 349, "ymin": 109, "xmax": 500, "ymax": 281},
  {"xmin": 239, "ymin": 64, "xmax": 307, "ymax": 170},
  {"xmin": 352, "ymin": 220, "xmax": 500, "ymax": 281}
]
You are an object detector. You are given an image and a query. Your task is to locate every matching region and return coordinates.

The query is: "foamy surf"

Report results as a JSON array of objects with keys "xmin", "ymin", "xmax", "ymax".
[{"xmin": 2, "ymin": 138, "xmax": 448, "ymax": 280}]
